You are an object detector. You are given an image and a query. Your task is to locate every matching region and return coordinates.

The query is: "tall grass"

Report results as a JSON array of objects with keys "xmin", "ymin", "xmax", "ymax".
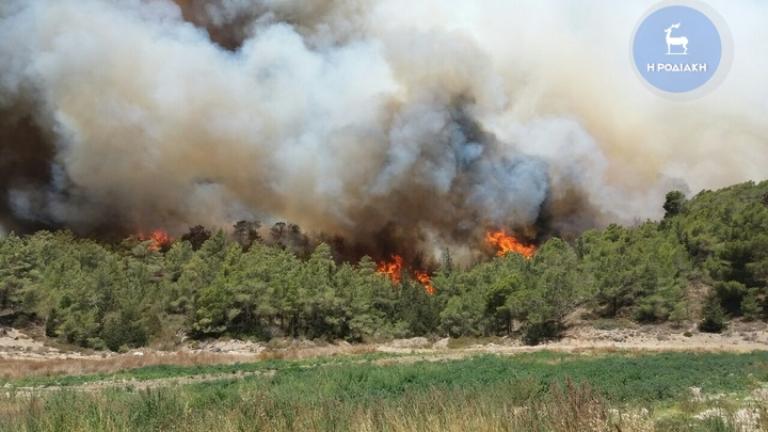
[
  {"xmin": 1, "ymin": 352, "xmax": 766, "ymax": 431},
  {"xmin": 0, "ymin": 381, "xmax": 650, "ymax": 432}
]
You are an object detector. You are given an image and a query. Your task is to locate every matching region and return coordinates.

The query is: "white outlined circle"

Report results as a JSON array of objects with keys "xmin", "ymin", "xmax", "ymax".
[{"xmin": 630, "ymin": 0, "xmax": 733, "ymax": 100}]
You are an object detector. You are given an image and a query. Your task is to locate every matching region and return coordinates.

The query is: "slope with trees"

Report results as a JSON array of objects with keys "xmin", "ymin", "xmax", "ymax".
[{"xmin": 0, "ymin": 180, "xmax": 765, "ymax": 350}]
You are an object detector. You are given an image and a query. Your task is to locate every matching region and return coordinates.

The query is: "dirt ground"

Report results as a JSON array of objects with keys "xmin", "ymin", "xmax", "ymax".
[{"xmin": 2, "ymin": 320, "xmax": 767, "ymax": 381}]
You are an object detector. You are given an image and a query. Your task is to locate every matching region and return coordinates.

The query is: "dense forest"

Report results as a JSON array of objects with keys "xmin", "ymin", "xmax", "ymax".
[{"xmin": 0, "ymin": 181, "xmax": 766, "ymax": 351}]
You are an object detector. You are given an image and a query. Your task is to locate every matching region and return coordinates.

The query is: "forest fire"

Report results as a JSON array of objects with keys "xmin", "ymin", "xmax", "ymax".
[
  {"xmin": 377, "ymin": 255, "xmax": 404, "ymax": 284},
  {"xmin": 485, "ymin": 230, "xmax": 537, "ymax": 259},
  {"xmin": 139, "ymin": 229, "xmax": 173, "ymax": 252},
  {"xmin": 414, "ymin": 271, "xmax": 436, "ymax": 295},
  {"xmin": 377, "ymin": 255, "xmax": 435, "ymax": 295}
]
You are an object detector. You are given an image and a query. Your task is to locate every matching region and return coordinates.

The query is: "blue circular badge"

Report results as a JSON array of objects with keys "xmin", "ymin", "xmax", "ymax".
[{"xmin": 632, "ymin": 2, "xmax": 731, "ymax": 98}]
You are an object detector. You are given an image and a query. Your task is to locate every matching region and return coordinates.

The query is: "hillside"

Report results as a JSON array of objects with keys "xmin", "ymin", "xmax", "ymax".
[{"xmin": 0, "ymin": 180, "xmax": 767, "ymax": 351}]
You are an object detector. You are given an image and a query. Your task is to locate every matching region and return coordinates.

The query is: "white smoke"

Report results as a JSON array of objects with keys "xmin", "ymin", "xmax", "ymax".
[{"xmin": 0, "ymin": 0, "xmax": 766, "ymax": 258}]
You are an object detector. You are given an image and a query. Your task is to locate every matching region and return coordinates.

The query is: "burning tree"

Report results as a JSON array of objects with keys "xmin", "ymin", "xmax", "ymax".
[
  {"xmin": 377, "ymin": 255, "xmax": 436, "ymax": 295},
  {"xmin": 138, "ymin": 229, "xmax": 173, "ymax": 252},
  {"xmin": 377, "ymin": 255, "xmax": 404, "ymax": 284},
  {"xmin": 485, "ymin": 230, "xmax": 537, "ymax": 259}
]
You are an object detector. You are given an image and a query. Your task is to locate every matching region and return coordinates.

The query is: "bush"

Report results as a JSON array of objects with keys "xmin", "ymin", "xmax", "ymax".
[
  {"xmin": 102, "ymin": 310, "xmax": 149, "ymax": 351},
  {"xmin": 741, "ymin": 289, "xmax": 762, "ymax": 321},
  {"xmin": 522, "ymin": 321, "xmax": 563, "ymax": 345},
  {"xmin": 634, "ymin": 295, "xmax": 673, "ymax": 323},
  {"xmin": 699, "ymin": 296, "xmax": 727, "ymax": 333},
  {"xmin": 669, "ymin": 302, "xmax": 688, "ymax": 328}
]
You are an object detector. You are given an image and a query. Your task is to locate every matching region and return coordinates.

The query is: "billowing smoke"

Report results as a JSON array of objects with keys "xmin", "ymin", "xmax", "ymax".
[{"xmin": 1, "ymin": 0, "xmax": 766, "ymax": 262}]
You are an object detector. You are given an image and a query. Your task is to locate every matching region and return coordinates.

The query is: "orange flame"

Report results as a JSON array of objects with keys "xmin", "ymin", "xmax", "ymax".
[
  {"xmin": 415, "ymin": 270, "xmax": 436, "ymax": 295},
  {"xmin": 377, "ymin": 255, "xmax": 404, "ymax": 284},
  {"xmin": 139, "ymin": 229, "xmax": 172, "ymax": 252},
  {"xmin": 485, "ymin": 230, "xmax": 536, "ymax": 259},
  {"xmin": 377, "ymin": 255, "xmax": 436, "ymax": 295}
]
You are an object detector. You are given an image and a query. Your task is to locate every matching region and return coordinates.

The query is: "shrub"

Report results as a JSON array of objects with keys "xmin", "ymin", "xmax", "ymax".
[
  {"xmin": 699, "ymin": 296, "xmax": 727, "ymax": 333},
  {"xmin": 102, "ymin": 310, "xmax": 149, "ymax": 351},
  {"xmin": 522, "ymin": 321, "xmax": 563, "ymax": 345},
  {"xmin": 741, "ymin": 289, "xmax": 762, "ymax": 321},
  {"xmin": 669, "ymin": 302, "xmax": 688, "ymax": 328}
]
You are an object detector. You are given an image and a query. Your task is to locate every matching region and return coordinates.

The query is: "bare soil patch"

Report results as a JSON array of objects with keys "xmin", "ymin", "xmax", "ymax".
[{"xmin": 2, "ymin": 321, "xmax": 767, "ymax": 383}]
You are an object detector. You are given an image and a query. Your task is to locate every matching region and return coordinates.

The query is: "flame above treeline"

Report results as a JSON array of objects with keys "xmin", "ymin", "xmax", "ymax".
[
  {"xmin": 374, "ymin": 230, "xmax": 534, "ymax": 295},
  {"xmin": 375, "ymin": 255, "xmax": 436, "ymax": 295},
  {"xmin": 377, "ymin": 255, "xmax": 404, "ymax": 284},
  {"xmin": 137, "ymin": 229, "xmax": 173, "ymax": 252},
  {"xmin": 484, "ymin": 230, "xmax": 537, "ymax": 259},
  {"xmin": 131, "ymin": 226, "xmax": 534, "ymax": 295}
]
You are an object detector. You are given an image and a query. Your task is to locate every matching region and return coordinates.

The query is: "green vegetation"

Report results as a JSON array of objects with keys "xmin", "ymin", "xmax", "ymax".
[
  {"xmin": 1, "ymin": 351, "xmax": 767, "ymax": 431},
  {"xmin": 0, "ymin": 180, "xmax": 767, "ymax": 349},
  {"xmin": 1, "ymin": 352, "xmax": 396, "ymax": 389}
]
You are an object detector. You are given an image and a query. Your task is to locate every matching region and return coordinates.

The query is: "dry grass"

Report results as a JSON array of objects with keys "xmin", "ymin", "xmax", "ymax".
[
  {"xmin": 257, "ymin": 341, "xmax": 376, "ymax": 361},
  {"xmin": 0, "ymin": 344, "xmax": 376, "ymax": 381},
  {"xmin": 0, "ymin": 352, "xmax": 253, "ymax": 381}
]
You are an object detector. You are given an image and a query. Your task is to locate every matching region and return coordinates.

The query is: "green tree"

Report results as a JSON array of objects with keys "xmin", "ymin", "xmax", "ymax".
[
  {"xmin": 508, "ymin": 239, "xmax": 581, "ymax": 345},
  {"xmin": 663, "ymin": 190, "xmax": 687, "ymax": 218},
  {"xmin": 699, "ymin": 295, "xmax": 727, "ymax": 333}
]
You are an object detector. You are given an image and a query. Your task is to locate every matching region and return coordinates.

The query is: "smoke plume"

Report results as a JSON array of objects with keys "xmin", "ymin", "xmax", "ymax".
[{"xmin": 0, "ymin": 0, "xmax": 766, "ymax": 262}]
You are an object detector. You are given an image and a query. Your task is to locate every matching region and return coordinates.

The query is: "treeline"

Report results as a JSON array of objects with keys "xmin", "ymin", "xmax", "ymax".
[{"xmin": 0, "ymin": 181, "xmax": 766, "ymax": 350}]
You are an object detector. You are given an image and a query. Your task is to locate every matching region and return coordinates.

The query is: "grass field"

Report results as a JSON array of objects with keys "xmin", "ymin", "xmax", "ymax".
[{"xmin": 1, "ymin": 351, "xmax": 767, "ymax": 431}]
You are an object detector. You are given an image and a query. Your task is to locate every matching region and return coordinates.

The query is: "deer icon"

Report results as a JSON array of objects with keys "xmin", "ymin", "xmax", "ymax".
[{"xmin": 665, "ymin": 23, "xmax": 688, "ymax": 55}]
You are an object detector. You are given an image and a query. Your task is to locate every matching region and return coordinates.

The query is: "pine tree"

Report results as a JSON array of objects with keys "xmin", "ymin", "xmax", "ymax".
[{"xmin": 699, "ymin": 295, "xmax": 727, "ymax": 333}]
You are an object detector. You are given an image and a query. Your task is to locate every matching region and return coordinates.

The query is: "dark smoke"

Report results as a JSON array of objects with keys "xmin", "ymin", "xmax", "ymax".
[{"xmin": 0, "ymin": 0, "xmax": 766, "ymax": 264}]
